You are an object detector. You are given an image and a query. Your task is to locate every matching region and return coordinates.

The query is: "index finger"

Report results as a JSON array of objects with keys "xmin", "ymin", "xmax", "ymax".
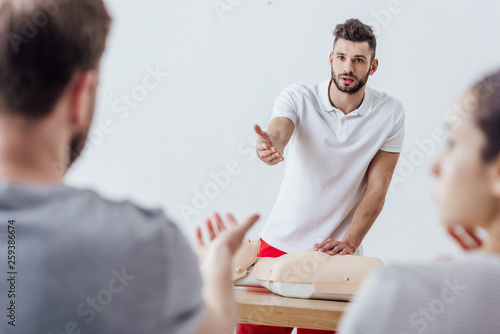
[
  {"xmin": 241, "ymin": 214, "xmax": 260, "ymax": 232},
  {"xmin": 257, "ymin": 141, "xmax": 271, "ymax": 151},
  {"xmin": 226, "ymin": 213, "xmax": 260, "ymax": 235}
]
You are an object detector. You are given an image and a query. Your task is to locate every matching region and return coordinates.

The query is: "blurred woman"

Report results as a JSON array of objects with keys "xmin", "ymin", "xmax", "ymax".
[{"xmin": 338, "ymin": 70, "xmax": 500, "ymax": 334}]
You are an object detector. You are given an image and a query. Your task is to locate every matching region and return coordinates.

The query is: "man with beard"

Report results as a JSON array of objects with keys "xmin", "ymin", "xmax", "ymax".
[
  {"xmin": 239, "ymin": 19, "xmax": 405, "ymax": 334},
  {"xmin": 0, "ymin": 0, "xmax": 259, "ymax": 333}
]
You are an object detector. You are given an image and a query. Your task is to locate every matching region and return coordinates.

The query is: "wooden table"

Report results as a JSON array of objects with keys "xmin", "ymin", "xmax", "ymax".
[{"xmin": 234, "ymin": 286, "xmax": 349, "ymax": 330}]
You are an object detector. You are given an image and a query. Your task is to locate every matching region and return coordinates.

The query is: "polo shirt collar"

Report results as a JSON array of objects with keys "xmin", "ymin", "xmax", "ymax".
[{"xmin": 319, "ymin": 77, "xmax": 372, "ymax": 116}]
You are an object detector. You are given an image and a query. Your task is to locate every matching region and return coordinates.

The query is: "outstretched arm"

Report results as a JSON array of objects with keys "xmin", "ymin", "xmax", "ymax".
[
  {"xmin": 254, "ymin": 117, "xmax": 294, "ymax": 165},
  {"xmin": 315, "ymin": 150, "xmax": 400, "ymax": 255},
  {"xmin": 195, "ymin": 213, "xmax": 260, "ymax": 334}
]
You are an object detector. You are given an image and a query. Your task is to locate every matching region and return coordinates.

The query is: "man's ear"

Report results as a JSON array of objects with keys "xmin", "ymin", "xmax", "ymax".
[
  {"xmin": 369, "ymin": 58, "xmax": 379, "ymax": 75},
  {"xmin": 329, "ymin": 52, "xmax": 334, "ymax": 67},
  {"xmin": 68, "ymin": 71, "xmax": 96, "ymax": 128}
]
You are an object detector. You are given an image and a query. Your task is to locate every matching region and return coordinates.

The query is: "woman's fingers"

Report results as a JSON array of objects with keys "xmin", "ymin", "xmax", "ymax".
[
  {"xmin": 205, "ymin": 218, "xmax": 217, "ymax": 241},
  {"xmin": 195, "ymin": 226, "xmax": 205, "ymax": 249},
  {"xmin": 213, "ymin": 213, "xmax": 225, "ymax": 233},
  {"xmin": 464, "ymin": 227, "xmax": 483, "ymax": 247},
  {"xmin": 447, "ymin": 226, "xmax": 482, "ymax": 250},
  {"xmin": 225, "ymin": 213, "xmax": 238, "ymax": 227},
  {"xmin": 199, "ymin": 213, "xmax": 260, "ymax": 256}
]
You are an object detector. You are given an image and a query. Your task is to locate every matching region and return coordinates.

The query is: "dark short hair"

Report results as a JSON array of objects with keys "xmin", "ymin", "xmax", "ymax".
[
  {"xmin": 471, "ymin": 70, "xmax": 500, "ymax": 162},
  {"xmin": 0, "ymin": 0, "xmax": 111, "ymax": 119},
  {"xmin": 333, "ymin": 18, "xmax": 376, "ymax": 61}
]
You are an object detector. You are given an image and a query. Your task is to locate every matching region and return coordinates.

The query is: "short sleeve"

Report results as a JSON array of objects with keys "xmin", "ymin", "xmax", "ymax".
[
  {"xmin": 337, "ymin": 266, "xmax": 402, "ymax": 334},
  {"xmin": 271, "ymin": 84, "xmax": 302, "ymax": 125},
  {"xmin": 380, "ymin": 100, "xmax": 405, "ymax": 153},
  {"xmin": 158, "ymin": 217, "xmax": 204, "ymax": 334}
]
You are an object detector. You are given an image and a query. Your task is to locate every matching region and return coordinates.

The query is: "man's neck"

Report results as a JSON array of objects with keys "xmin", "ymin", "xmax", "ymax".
[
  {"xmin": 328, "ymin": 80, "xmax": 366, "ymax": 115},
  {"xmin": 0, "ymin": 117, "xmax": 67, "ymax": 185},
  {"xmin": 0, "ymin": 155, "xmax": 65, "ymax": 185}
]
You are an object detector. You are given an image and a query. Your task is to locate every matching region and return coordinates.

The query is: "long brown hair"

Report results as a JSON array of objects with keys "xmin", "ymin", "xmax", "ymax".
[{"xmin": 472, "ymin": 71, "xmax": 500, "ymax": 162}]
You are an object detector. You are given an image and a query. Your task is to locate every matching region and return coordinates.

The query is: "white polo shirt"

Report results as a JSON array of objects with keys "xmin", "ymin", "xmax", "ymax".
[{"xmin": 259, "ymin": 78, "xmax": 405, "ymax": 254}]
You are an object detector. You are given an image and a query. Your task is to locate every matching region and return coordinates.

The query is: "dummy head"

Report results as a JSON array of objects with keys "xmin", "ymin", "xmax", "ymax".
[{"xmin": 432, "ymin": 70, "xmax": 500, "ymax": 233}]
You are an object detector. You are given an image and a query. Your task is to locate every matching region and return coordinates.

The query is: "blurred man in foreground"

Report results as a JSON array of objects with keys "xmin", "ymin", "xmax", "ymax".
[{"xmin": 0, "ymin": 1, "xmax": 254, "ymax": 333}]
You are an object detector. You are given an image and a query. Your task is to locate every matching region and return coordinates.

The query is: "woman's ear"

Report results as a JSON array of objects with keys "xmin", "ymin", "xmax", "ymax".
[{"xmin": 490, "ymin": 155, "xmax": 500, "ymax": 197}]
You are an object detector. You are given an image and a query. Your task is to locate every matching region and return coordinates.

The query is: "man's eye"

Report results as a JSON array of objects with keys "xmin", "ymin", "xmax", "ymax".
[
  {"xmin": 338, "ymin": 56, "xmax": 345, "ymax": 60},
  {"xmin": 355, "ymin": 59, "xmax": 364, "ymax": 63}
]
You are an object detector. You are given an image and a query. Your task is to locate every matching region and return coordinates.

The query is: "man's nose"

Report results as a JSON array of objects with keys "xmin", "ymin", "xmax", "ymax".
[{"xmin": 344, "ymin": 62, "xmax": 354, "ymax": 75}]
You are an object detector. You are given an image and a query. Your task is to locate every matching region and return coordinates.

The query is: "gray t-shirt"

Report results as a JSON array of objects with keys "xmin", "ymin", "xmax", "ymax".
[
  {"xmin": 338, "ymin": 251, "xmax": 500, "ymax": 334},
  {"xmin": 0, "ymin": 182, "xmax": 203, "ymax": 334}
]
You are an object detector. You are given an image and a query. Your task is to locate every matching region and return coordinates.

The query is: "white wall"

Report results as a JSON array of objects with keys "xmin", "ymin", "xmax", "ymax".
[{"xmin": 66, "ymin": 0, "xmax": 500, "ymax": 264}]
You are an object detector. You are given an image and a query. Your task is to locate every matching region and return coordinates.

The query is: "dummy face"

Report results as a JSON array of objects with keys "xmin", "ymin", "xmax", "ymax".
[
  {"xmin": 431, "ymin": 94, "xmax": 497, "ymax": 229},
  {"xmin": 68, "ymin": 76, "xmax": 98, "ymax": 167},
  {"xmin": 329, "ymin": 38, "xmax": 377, "ymax": 95}
]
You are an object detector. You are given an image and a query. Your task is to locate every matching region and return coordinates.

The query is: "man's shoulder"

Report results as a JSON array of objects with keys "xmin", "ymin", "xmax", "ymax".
[
  {"xmin": 376, "ymin": 254, "xmax": 500, "ymax": 292},
  {"xmin": 65, "ymin": 185, "xmax": 172, "ymax": 230},
  {"xmin": 367, "ymin": 86, "xmax": 404, "ymax": 113},
  {"xmin": 280, "ymin": 79, "xmax": 328, "ymax": 98},
  {"xmin": 48, "ymin": 186, "xmax": 186, "ymax": 261},
  {"xmin": 73, "ymin": 186, "xmax": 162, "ymax": 215}
]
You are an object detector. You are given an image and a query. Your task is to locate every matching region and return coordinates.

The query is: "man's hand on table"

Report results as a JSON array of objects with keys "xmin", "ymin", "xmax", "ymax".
[
  {"xmin": 254, "ymin": 124, "xmax": 284, "ymax": 165},
  {"xmin": 314, "ymin": 238, "xmax": 356, "ymax": 255}
]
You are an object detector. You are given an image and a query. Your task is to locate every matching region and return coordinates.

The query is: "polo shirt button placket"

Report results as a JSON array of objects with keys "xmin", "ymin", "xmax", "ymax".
[{"xmin": 339, "ymin": 117, "xmax": 346, "ymax": 141}]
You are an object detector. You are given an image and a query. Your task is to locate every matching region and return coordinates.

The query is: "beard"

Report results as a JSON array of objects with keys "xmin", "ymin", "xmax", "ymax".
[
  {"xmin": 331, "ymin": 67, "xmax": 371, "ymax": 95},
  {"xmin": 67, "ymin": 85, "xmax": 96, "ymax": 170},
  {"xmin": 68, "ymin": 127, "xmax": 90, "ymax": 168}
]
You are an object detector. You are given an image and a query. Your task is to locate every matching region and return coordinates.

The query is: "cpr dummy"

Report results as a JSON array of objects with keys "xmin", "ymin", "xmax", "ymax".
[{"xmin": 232, "ymin": 239, "xmax": 382, "ymax": 301}]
